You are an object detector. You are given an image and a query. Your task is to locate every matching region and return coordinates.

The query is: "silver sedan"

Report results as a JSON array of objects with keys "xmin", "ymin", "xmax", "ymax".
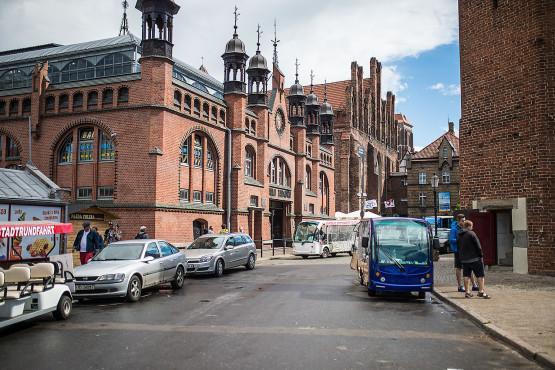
[
  {"xmin": 74, "ymin": 240, "xmax": 187, "ymax": 302},
  {"xmin": 186, "ymin": 233, "xmax": 257, "ymax": 277}
]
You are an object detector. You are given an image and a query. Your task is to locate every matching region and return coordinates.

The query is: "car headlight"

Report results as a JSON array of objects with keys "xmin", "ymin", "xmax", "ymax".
[
  {"xmin": 200, "ymin": 255, "xmax": 214, "ymax": 263},
  {"xmin": 97, "ymin": 273, "xmax": 125, "ymax": 282}
]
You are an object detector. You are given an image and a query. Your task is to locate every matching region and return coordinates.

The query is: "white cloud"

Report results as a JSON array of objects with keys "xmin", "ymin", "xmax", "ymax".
[
  {"xmin": 429, "ymin": 82, "xmax": 460, "ymax": 96},
  {"xmin": 0, "ymin": 0, "xmax": 459, "ymax": 89},
  {"xmin": 414, "ymin": 146, "xmax": 424, "ymax": 152}
]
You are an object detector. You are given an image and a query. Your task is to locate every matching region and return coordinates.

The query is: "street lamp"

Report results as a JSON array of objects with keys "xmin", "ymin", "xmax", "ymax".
[{"xmin": 431, "ymin": 173, "xmax": 440, "ymax": 237}]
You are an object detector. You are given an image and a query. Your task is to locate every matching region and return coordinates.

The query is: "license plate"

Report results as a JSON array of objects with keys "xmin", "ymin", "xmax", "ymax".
[{"xmin": 77, "ymin": 284, "xmax": 95, "ymax": 291}]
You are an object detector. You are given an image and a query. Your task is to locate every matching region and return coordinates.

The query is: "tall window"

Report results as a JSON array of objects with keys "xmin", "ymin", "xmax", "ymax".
[
  {"xmin": 102, "ymin": 89, "xmax": 113, "ymax": 107},
  {"xmin": 419, "ymin": 192, "xmax": 427, "ymax": 207},
  {"xmin": 59, "ymin": 94, "xmax": 69, "ymax": 111},
  {"xmin": 269, "ymin": 157, "xmax": 291, "ymax": 187},
  {"xmin": 202, "ymin": 103, "xmax": 209, "ymax": 119},
  {"xmin": 87, "ymin": 91, "xmax": 98, "ymax": 110},
  {"xmin": 117, "ymin": 87, "xmax": 129, "ymax": 104},
  {"xmin": 219, "ymin": 109, "xmax": 225, "ymax": 124},
  {"xmin": 73, "ymin": 92, "xmax": 83, "ymax": 111},
  {"xmin": 418, "ymin": 172, "xmax": 427, "ymax": 185},
  {"xmin": 245, "ymin": 147, "xmax": 255, "ymax": 178},
  {"xmin": 173, "ymin": 90, "xmax": 182, "ymax": 108},
  {"xmin": 22, "ymin": 98, "xmax": 31, "ymax": 114},
  {"xmin": 442, "ymin": 169, "xmax": 451, "ymax": 184},
  {"xmin": 58, "ymin": 136, "xmax": 73, "ymax": 164},
  {"xmin": 442, "ymin": 146, "xmax": 448, "ymax": 159},
  {"xmin": 320, "ymin": 172, "xmax": 330, "ymax": 215},
  {"xmin": 180, "ymin": 137, "xmax": 189, "ymax": 165},
  {"xmin": 193, "ymin": 136, "xmax": 203, "ymax": 167},
  {"xmin": 184, "ymin": 95, "xmax": 191, "ymax": 112},
  {"xmin": 9, "ymin": 100, "xmax": 18, "ymax": 116},
  {"xmin": 305, "ymin": 166, "xmax": 312, "ymax": 190},
  {"xmin": 99, "ymin": 132, "xmax": 115, "ymax": 161},
  {"xmin": 78, "ymin": 128, "xmax": 94, "ymax": 162},
  {"xmin": 6, "ymin": 136, "xmax": 20, "ymax": 159},
  {"xmin": 207, "ymin": 147, "xmax": 214, "ymax": 170},
  {"xmin": 0, "ymin": 100, "xmax": 5, "ymax": 115},
  {"xmin": 211, "ymin": 107, "xmax": 217, "ymax": 122},
  {"xmin": 193, "ymin": 99, "xmax": 200, "ymax": 115}
]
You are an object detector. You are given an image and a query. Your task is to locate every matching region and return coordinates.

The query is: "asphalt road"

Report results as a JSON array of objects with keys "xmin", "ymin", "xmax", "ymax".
[{"xmin": 0, "ymin": 256, "xmax": 541, "ymax": 370}]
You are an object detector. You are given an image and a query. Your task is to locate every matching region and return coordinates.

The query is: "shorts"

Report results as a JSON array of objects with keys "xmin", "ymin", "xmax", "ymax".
[
  {"xmin": 462, "ymin": 260, "xmax": 485, "ymax": 278},
  {"xmin": 454, "ymin": 251, "xmax": 462, "ymax": 269}
]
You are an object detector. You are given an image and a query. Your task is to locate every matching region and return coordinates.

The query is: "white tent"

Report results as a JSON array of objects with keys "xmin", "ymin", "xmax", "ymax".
[{"xmin": 335, "ymin": 210, "xmax": 381, "ymax": 220}]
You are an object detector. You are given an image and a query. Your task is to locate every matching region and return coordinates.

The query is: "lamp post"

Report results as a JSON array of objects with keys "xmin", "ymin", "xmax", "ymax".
[{"xmin": 431, "ymin": 173, "xmax": 439, "ymax": 237}]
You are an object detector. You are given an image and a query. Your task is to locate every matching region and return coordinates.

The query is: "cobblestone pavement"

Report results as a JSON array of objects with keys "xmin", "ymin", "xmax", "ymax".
[{"xmin": 434, "ymin": 254, "xmax": 555, "ymax": 366}]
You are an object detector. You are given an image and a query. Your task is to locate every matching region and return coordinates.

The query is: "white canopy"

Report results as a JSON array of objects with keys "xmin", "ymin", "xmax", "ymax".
[{"xmin": 334, "ymin": 210, "xmax": 381, "ymax": 220}]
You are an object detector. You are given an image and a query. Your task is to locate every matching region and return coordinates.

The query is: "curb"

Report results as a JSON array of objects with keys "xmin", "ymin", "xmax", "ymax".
[{"xmin": 432, "ymin": 289, "xmax": 555, "ymax": 370}]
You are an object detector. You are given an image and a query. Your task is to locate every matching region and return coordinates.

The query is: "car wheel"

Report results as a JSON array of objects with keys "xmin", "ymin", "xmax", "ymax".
[
  {"xmin": 52, "ymin": 294, "xmax": 72, "ymax": 320},
  {"xmin": 418, "ymin": 291, "xmax": 426, "ymax": 299},
  {"xmin": 331, "ymin": 253, "xmax": 337, "ymax": 257},
  {"xmin": 245, "ymin": 254, "xmax": 256, "ymax": 270},
  {"xmin": 302, "ymin": 256, "xmax": 309, "ymax": 259},
  {"xmin": 214, "ymin": 259, "xmax": 224, "ymax": 278},
  {"xmin": 126, "ymin": 275, "xmax": 142, "ymax": 302},
  {"xmin": 368, "ymin": 289, "xmax": 376, "ymax": 297},
  {"xmin": 348, "ymin": 251, "xmax": 353, "ymax": 256},
  {"xmin": 171, "ymin": 266, "xmax": 185, "ymax": 289},
  {"xmin": 321, "ymin": 247, "xmax": 330, "ymax": 258}
]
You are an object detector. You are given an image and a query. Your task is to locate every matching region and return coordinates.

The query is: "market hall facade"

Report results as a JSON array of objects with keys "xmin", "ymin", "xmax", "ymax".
[{"xmin": 0, "ymin": 0, "xmax": 335, "ymax": 249}]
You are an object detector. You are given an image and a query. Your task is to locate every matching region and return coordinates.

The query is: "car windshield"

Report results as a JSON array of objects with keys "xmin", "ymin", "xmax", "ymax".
[
  {"xmin": 92, "ymin": 243, "xmax": 145, "ymax": 261},
  {"xmin": 294, "ymin": 222, "xmax": 319, "ymax": 242},
  {"xmin": 187, "ymin": 237, "xmax": 225, "ymax": 249},
  {"xmin": 374, "ymin": 219, "xmax": 429, "ymax": 266}
]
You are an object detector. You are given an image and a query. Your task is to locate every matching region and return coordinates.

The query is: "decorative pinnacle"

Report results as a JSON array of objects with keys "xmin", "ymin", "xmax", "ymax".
[
  {"xmin": 310, "ymin": 70, "xmax": 315, "ymax": 93},
  {"xmin": 233, "ymin": 6, "xmax": 239, "ymax": 38},
  {"xmin": 324, "ymin": 80, "xmax": 328, "ymax": 101},
  {"xmin": 294, "ymin": 58, "xmax": 300, "ymax": 84},
  {"xmin": 256, "ymin": 24, "xmax": 262, "ymax": 53},
  {"xmin": 271, "ymin": 19, "xmax": 280, "ymax": 65},
  {"xmin": 119, "ymin": 0, "xmax": 129, "ymax": 36}
]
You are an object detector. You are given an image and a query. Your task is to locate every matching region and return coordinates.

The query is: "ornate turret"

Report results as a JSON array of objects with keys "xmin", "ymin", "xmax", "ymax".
[
  {"xmin": 246, "ymin": 25, "xmax": 270, "ymax": 106},
  {"xmin": 305, "ymin": 70, "xmax": 320, "ymax": 134},
  {"xmin": 287, "ymin": 58, "xmax": 306, "ymax": 126},
  {"xmin": 136, "ymin": 0, "xmax": 180, "ymax": 58},
  {"xmin": 222, "ymin": 6, "xmax": 248, "ymax": 95},
  {"xmin": 319, "ymin": 80, "xmax": 334, "ymax": 144}
]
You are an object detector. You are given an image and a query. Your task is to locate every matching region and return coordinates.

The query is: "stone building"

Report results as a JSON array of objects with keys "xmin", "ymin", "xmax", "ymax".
[
  {"xmin": 296, "ymin": 59, "xmax": 412, "ymax": 215},
  {"xmin": 0, "ymin": 0, "xmax": 335, "ymax": 252},
  {"xmin": 459, "ymin": 0, "xmax": 554, "ymax": 275},
  {"xmin": 406, "ymin": 122, "xmax": 460, "ymax": 219}
]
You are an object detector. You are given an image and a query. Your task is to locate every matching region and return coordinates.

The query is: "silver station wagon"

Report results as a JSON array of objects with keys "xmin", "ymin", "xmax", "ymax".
[
  {"xmin": 186, "ymin": 233, "xmax": 256, "ymax": 277},
  {"xmin": 74, "ymin": 240, "xmax": 187, "ymax": 302}
]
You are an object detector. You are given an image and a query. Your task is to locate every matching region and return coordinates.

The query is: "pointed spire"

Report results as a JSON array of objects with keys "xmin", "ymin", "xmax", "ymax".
[
  {"xmin": 119, "ymin": 0, "xmax": 129, "ymax": 36},
  {"xmin": 310, "ymin": 70, "xmax": 315, "ymax": 93},
  {"xmin": 233, "ymin": 5, "xmax": 240, "ymax": 38},
  {"xmin": 256, "ymin": 24, "xmax": 262, "ymax": 53},
  {"xmin": 324, "ymin": 80, "xmax": 328, "ymax": 101},
  {"xmin": 271, "ymin": 19, "xmax": 280, "ymax": 66},
  {"xmin": 294, "ymin": 58, "xmax": 300, "ymax": 84}
]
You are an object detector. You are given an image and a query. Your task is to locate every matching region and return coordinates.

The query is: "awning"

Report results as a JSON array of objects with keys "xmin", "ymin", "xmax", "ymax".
[{"xmin": 0, "ymin": 221, "xmax": 73, "ymax": 238}]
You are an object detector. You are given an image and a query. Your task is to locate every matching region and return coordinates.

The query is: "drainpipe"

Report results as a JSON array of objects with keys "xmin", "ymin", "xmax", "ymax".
[
  {"xmin": 225, "ymin": 127, "xmax": 232, "ymax": 230},
  {"xmin": 28, "ymin": 116, "xmax": 33, "ymax": 165}
]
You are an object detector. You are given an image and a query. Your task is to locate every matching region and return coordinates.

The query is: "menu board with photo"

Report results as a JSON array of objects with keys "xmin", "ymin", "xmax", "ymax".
[
  {"xmin": 0, "ymin": 204, "xmax": 8, "ymax": 261},
  {"xmin": 9, "ymin": 205, "xmax": 62, "ymax": 260}
]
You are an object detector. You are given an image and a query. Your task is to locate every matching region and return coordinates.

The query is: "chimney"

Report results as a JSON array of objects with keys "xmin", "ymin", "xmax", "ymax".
[{"xmin": 448, "ymin": 121, "xmax": 454, "ymax": 134}]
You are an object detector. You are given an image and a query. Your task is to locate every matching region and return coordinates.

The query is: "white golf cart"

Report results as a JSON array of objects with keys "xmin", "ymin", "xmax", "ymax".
[{"xmin": 0, "ymin": 221, "xmax": 75, "ymax": 329}]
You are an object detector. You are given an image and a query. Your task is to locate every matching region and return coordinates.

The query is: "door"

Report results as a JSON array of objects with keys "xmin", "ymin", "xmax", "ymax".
[
  {"xmin": 158, "ymin": 241, "xmax": 179, "ymax": 282},
  {"xmin": 464, "ymin": 211, "xmax": 496, "ymax": 265},
  {"xmin": 495, "ymin": 211, "xmax": 513, "ymax": 266},
  {"xmin": 223, "ymin": 237, "xmax": 238, "ymax": 267},
  {"xmin": 193, "ymin": 219, "xmax": 208, "ymax": 240},
  {"xmin": 270, "ymin": 201, "xmax": 284, "ymax": 248},
  {"xmin": 234, "ymin": 235, "xmax": 249, "ymax": 264},
  {"xmin": 143, "ymin": 242, "xmax": 163, "ymax": 287}
]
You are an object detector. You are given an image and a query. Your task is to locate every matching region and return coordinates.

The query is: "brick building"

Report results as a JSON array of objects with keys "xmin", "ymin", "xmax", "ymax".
[
  {"xmin": 295, "ymin": 60, "xmax": 413, "ymax": 215},
  {"xmin": 406, "ymin": 122, "xmax": 460, "ymax": 219},
  {"xmin": 459, "ymin": 0, "xmax": 555, "ymax": 275},
  {"xmin": 0, "ymin": 0, "xmax": 335, "ymax": 251}
]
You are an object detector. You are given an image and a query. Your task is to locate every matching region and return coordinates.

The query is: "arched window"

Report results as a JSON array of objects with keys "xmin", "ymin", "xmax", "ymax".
[
  {"xmin": 102, "ymin": 89, "xmax": 113, "ymax": 107},
  {"xmin": 5, "ymin": 136, "xmax": 20, "ymax": 160},
  {"xmin": 59, "ymin": 94, "xmax": 69, "ymax": 111},
  {"xmin": 305, "ymin": 165, "xmax": 312, "ymax": 190},
  {"xmin": 180, "ymin": 137, "xmax": 190, "ymax": 165},
  {"xmin": 0, "ymin": 100, "xmax": 5, "ymax": 116},
  {"xmin": 9, "ymin": 100, "xmax": 18, "ymax": 116},
  {"xmin": 173, "ymin": 90, "xmax": 182, "ymax": 108},
  {"xmin": 269, "ymin": 157, "xmax": 291, "ymax": 187},
  {"xmin": 61, "ymin": 58, "xmax": 94, "ymax": 82},
  {"xmin": 219, "ymin": 109, "xmax": 225, "ymax": 124},
  {"xmin": 0, "ymin": 68, "xmax": 31, "ymax": 90},
  {"xmin": 245, "ymin": 147, "xmax": 255, "ymax": 178},
  {"xmin": 78, "ymin": 127, "xmax": 94, "ymax": 162},
  {"xmin": 250, "ymin": 120, "xmax": 256, "ymax": 135},
  {"xmin": 193, "ymin": 136, "xmax": 203, "ymax": 167},
  {"xmin": 58, "ymin": 135, "xmax": 73, "ymax": 164},
  {"xmin": 184, "ymin": 95, "xmax": 191, "ymax": 112},
  {"xmin": 193, "ymin": 99, "xmax": 200, "ymax": 115},
  {"xmin": 202, "ymin": 102, "xmax": 209, "ymax": 119},
  {"xmin": 22, "ymin": 98, "xmax": 31, "ymax": 115},
  {"xmin": 245, "ymin": 118, "xmax": 250, "ymax": 132},
  {"xmin": 207, "ymin": 146, "xmax": 214, "ymax": 170},
  {"xmin": 99, "ymin": 131, "xmax": 115, "ymax": 161},
  {"xmin": 320, "ymin": 172, "xmax": 330, "ymax": 215},
  {"xmin": 44, "ymin": 96, "xmax": 55, "ymax": 113},
  {"xmin": 117, "ymin": 87, "xmax": 129, "ymax": 104},
  {"xmin": 87, "ymin": 91, "xmax": 98, "ymax": 110},
  {"xmin": 211, "ymin": 107, "xmax": 217, "ymax": 122},
  {"xmin": 73, "ymin": 92, "xmax": 83, "ymax": 111}
]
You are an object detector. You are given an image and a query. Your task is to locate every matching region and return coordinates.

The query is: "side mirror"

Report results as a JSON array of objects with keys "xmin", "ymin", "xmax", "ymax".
[
  {"xmin": 361, "ymin": 236, "xmax": 369, "ymax": 250},
  {"xmin": 143, "ymin": 256, "xmax": 155, "ymax": 263},
  {"xmin": 225, "ymin": 245, "xmax": 234, "ymax": 250},
  {"xmin": 432, "ymin": 237, "xmax": 441, "ymax": 250}
]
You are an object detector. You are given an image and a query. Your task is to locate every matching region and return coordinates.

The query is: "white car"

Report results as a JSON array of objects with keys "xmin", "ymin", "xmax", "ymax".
[{"xmin": 74, "ymin": 240, "xmax": 187, "ymax": 302}]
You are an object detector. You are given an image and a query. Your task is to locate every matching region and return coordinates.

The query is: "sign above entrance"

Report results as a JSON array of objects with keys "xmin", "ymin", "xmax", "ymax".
[
  {"xmin": 70, "ymin": 213, "xmax": 105, "ymax": 221},
  {"xmin": 269, "ymin": 187, "xmax": 291, "ymax": 200}
]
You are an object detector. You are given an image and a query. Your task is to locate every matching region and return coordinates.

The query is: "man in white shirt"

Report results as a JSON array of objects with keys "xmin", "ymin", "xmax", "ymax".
[{"xmin": 73, "ymin": 221, "xmax": 103, "ymax": 265}]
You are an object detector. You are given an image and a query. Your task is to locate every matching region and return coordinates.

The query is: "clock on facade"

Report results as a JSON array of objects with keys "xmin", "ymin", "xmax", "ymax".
[{"xmin": 275, "ymin": 109, "xmax": 285, "ymax": 135}]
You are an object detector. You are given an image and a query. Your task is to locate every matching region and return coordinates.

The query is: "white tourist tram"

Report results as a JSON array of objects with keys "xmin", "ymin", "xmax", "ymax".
[{"xmin": 292, "ymin": 219, "xmax": 359, "ymax": 258}]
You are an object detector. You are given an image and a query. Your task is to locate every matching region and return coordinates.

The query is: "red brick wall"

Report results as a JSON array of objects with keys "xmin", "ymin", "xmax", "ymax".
[{"xmin": 459, "ymin": 0, "xmax": 555, "ymax": 274}]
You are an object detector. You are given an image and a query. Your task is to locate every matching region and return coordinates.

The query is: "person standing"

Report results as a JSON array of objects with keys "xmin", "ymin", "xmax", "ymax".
[
  {"xmin": 104, "ymin": 221, "xmax": 122, "ymax": 245},
  {"xmin": 73, "ymin": 221, "xmax": 103, "ymax": 265},
  {"xmin": 219, "ymin": 224, "xmax": 229, "ymax": 234},
  {"xmin": 449, "ymin": 214, "xmax": 478, "ymax": 292},
  {"xmin": 207, "ymin": 226, "xmax": 214, "ymax": 234},
  {"xmin": 135, "ymin": 226, "xmax": 149, "ymax": 239},
  {"xmin": 457, "ymin": 220, "xmax": 491, "ymax": 299}
]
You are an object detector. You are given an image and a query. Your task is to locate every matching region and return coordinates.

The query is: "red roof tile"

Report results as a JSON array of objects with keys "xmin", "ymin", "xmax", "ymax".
[{"xmin": 412, "ymin": 131, "xmax": 459, "ymax": 160}]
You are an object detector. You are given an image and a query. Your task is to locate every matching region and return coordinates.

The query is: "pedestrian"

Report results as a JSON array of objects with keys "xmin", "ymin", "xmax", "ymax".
[
  {"xmin": 104, "ymin": 221, "xmax": 122, "ymax": 245},
  {"xmin": 449, "ymin": 214, "xmax": 478, "ymax": 292},
  {"xmin": 207, "ymin": 226, "xmax": 214, "ymax": 234},
  {"xmin": 135, "ymin": 226, "xmax": 149, "ymax": 239},
  {"xmin": 73, "ymin": 221, "xmax": 103, "ymax": 265},
  {"xmin": 239, "ymin": 226, "xmax": 244, "ymax": 233},
  {"xmin": 219, "ymin": 224, "xmax": 229, "ymax": 234},
  {"xmin": 457, "ymin": 220, "xmax": 491, "ymax": 299}
]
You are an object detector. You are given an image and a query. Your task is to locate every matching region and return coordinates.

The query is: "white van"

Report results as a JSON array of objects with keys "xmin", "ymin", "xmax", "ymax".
[{"xmin": 293, "ymin": 220, "xmax": 358, "ymax": 258}]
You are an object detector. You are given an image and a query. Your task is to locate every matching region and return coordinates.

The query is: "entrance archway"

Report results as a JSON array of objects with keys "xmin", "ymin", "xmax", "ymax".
[{"xmin": 193, "ymin": 219, "xmax": 208, "ymax": 240}]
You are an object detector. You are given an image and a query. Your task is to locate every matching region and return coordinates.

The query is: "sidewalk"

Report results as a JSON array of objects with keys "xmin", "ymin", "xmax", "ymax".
[
  {"xmin": 434, "ymin": 255, "xmax": 555, "ymax": 368},
  {"xmin": 256, "ymin": 246, "xmax": 296, "ymax": 262}
]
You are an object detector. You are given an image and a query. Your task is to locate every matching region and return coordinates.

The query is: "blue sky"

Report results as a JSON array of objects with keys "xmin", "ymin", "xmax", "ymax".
[{"xmin": 388, "ymin": 43, "xmax": 461, "ymax": 150}]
